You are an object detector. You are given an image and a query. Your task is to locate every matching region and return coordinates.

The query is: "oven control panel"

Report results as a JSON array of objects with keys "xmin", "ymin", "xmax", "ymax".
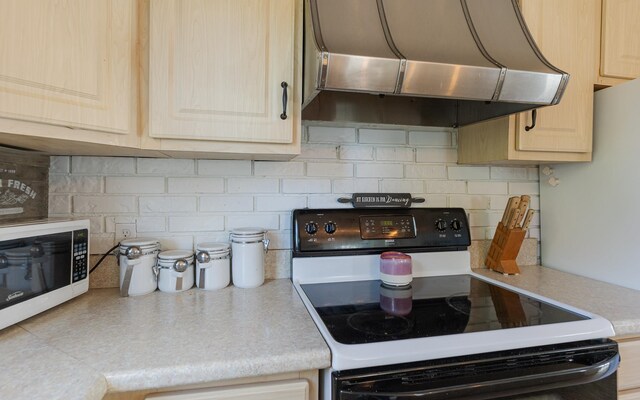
[{"xmin": 293, "ymin": 208, "xmax": 470, "ymax": 256}]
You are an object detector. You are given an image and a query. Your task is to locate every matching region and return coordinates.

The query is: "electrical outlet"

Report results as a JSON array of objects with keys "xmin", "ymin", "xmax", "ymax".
[{"xmin": 115, "ymin": 223, "xmax": 137, "ymax": 242}]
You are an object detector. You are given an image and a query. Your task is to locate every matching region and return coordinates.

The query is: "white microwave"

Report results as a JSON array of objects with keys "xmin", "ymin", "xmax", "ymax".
[{"xmin": 0, "ymin": 219, "xmax": 89, "ymax": 330}]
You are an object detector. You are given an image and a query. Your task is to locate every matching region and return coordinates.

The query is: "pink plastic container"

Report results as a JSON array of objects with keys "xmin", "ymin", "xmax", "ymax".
[{"xmin": 379, "ymin": 251, "xmax": 412, "ymax": 286}]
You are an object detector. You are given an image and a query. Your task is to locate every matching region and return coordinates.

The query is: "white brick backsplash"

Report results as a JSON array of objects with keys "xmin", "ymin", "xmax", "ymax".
[
  {"xmin": 282, "ymin": 179, "xmax": 331, "ymax": 193},
  {"xmin": 449, "ymin": 195, "xmax": 490, "ymax": 210},
  {"xmin": 156, "ymin": 235, "xmax": 194, "ymax": 251},
  {"xmin": 339, "ymin": 145, "xmax": 374, "ymax": 160},
  {"xmin": 199, "ymin": 196, "xmax": 254, "ymax": 212},
  {"xmin": 308, "ymin": 126, "xmax": 356, "ymax": 143},
  {"xmin": 72, "ymin": 157, "xmax": 135, "ymax": 174},
  {"xmin": 409, "ymin": 130, "xmax": 452, "ymax": 147},
  {"xmin": 333, "ymin": 178, "xmax": 379, "ymax": 193},
  {"xmin": 137, "ymin": 159, "xmax": 195, "ymax": 175},
  {"xmin": 228, "ymin": 178, "xmax": 279, "ymax": 193},
  {"xmin": 227, "ymin": 214, "xmax": 279, "ymax": 230},
  {"xmin": 139, "ymin": 196, "xmax": 196, "ymax": 213},
  {"xmin": 50, "ymin": 156, "xmax": 70, "ymax": 173},
  {"xmin": 256, "ymin": 196, "xmax": 306, "ymax": 211},
  {"xmin": 448, "ymin": 166, "xmax": 490, "ymax": 180},
  {"xmin": 359, "ymin": 128, "xmax": 406, "ymax": 144},
  {"xmin": 294, "ymin": 144, "xmax": 338, "ymax": 160},
  {"xmin": 467, "ymin": 182, "xmax": 508, "ymax": 195},
  {"xmin": 50, "ymin": 175, "xmax": 101, "ymax": 193},
  {"xmin": 405, "ymin": 165, "xmax": 447, "ymax": 179},
  {"xmin": 169, "ymin": 216, "xmax": 224, "ymax": 232},
  {"xmin": 376, "ymin": 147, "xmax": 414, "ymax": 162},
  {"xmin": 357, "ymin": 163, "xmax": 403, "ymax": 178},
  {"xmin": 197, "ymin": 160, "xmax": 251, "ymax": 176},
  {"xmin": 74, "ymin": 196, "xmax": 136, "ymax": 213},
  {"xmin": 509, "ymin": 182, "xmax": 540, "ymax": 195},
  {"xmin": 106, "ymin": 177, "xmax": 164, "ymax": 194},
  {"xmin": 416, "ymin": 148, "xmax": 457, "ymax": 163},
  {"xmin": 49, "ymin": 195, "xmax": 71, "ymax": 214},
  {"xmin": 380, "ymin": 179, "xmax": 424, "ymax": 193},
  {"xmin": 490, "ymin": 167, "xmax": 528, "ymax": 180},
  {"xmin": 254, "ymin": 161, "xmax": 304, "ymax": 176},
  {"xmin": 136, "ymin": 217, "xmax": 166, "ymax": 232},
  {"xmin": 424, "ymin": 194, "xmax": 448, "ymax": 207},
  {"xmin": 306, "ymin": 162, "xmax": 353, "ymax": 177},
  {"xmin": 426, "ymin": 181, "xmax": 466, "ymax": 194},
  {"xmin": 168, "ymin": 177, "xmax": 224, "ymax": 194},
  {"xmin": 308, "ymin": 195, "xmax": 351, "ymax": 209},
  {"xmin": 49, "ymin": 124, "xmax": 541, "ymax": 264}
]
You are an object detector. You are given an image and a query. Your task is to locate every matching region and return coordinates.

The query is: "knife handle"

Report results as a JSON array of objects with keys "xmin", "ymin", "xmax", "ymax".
[
  {"xmin": 507, "ymin": 208, "xmax": 522, "ymax": 230},
  {"xmin": 522, "ymin": 209, "xmax": 535, "ymax": 230},
  {"xmin": 516, "ymin": 195, "xmax": 530, "ymax": 227},
  {"xmin": 502, "ymin": 197, "xmax": 521, "ymax": 225}
]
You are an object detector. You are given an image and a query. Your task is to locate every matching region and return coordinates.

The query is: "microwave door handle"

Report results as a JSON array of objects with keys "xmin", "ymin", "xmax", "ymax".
[{"xmin": 339, "ymin": 355, "xmax": 619, "ymax": 400}]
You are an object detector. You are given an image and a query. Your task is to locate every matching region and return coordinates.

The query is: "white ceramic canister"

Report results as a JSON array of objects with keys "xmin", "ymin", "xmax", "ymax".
[
  {"xmin": 230, "ymin": 227, "xmax": 269, "ymax": 288},
  {"xmin": 195, "ymin": 242, "xmax": 230, "ymax": 290},
  {"xmin": 118, "ymin": 238, "xmax": 161, "ymax": 297},
  {"xmin": 155, "ymin": 250, "xmax": 195, "ymax": 293}
]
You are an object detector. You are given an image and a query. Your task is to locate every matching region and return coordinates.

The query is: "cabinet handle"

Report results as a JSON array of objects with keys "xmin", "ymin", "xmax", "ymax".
[
  {"xmin": 524, "ymin": 109, "xmax": 537, "ymax": 131},
  {"xmin": 280, "ymin": 81, "xmax": 288, "ymax": 120}
]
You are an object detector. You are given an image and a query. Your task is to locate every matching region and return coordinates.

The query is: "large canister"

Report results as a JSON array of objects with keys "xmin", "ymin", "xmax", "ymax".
[
  {"xmin": 230, "ymin": 228, "xmax": 269, "ymax": 288},
  {"xmin": 118, "ymin": 238, "xmax": 160, "ymax": 297},
  {"xmin": 155, "ymin": 250, "xmax": 195, "ymax": 293},
  {"xmin": 195, "ymin": 242, "xmax": 230, "ymax": 290}
]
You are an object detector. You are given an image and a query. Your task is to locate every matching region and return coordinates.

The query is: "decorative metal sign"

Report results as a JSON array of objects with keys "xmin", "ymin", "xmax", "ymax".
[
  {"xmin": 338, "ymin": 193, "xmax": 425, "ymax": 208},
  {"xmin": 0, "ymin": 148, "xmax": 49, "ymax": 223}
]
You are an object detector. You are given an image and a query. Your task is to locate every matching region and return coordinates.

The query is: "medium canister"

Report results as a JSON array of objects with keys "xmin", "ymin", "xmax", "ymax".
[
  {"xmin": 230, "ymin": 228, "xmax": 269, "ymax": 288},
  {"xmin": 195, "ymin": 242, "xmax": 230, "ymax": 290},
  {"xmin": 155, "ymin": 250, "xmax": 195, "ymax": 293},
  {"xmin": 118, "ymin": 238, "xmax": 160, "ymax": 297}
]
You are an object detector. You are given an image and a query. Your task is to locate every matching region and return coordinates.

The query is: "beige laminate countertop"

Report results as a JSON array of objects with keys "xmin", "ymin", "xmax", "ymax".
[
  {"xmin": 474, "ymin": 265, "xmax": 640, "ymax": 337},
  {"xmin": 0, "ymin": 279, "xmax": 331, "ymax": 400}
]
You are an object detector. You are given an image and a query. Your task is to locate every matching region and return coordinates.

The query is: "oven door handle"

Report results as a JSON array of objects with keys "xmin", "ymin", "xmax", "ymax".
[{"xmin": 338, "ymin": 354, "xmax": 619, "ymax": 400}]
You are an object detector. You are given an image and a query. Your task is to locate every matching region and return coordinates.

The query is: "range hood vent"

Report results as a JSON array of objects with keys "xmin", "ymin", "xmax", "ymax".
[{"xmin": 302, "ymin": 0, "xmax": 569, "ymax": 127}]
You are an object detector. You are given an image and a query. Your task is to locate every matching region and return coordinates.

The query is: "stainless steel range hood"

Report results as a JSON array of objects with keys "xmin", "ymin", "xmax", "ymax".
[{"xmin": 302, "ymin": 0, "xmax": 569, "ymax": 127}]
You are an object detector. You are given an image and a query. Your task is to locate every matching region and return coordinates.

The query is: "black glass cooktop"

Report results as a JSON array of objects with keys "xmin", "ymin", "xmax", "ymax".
[{"xmin": 300, "ymin": 275, "xmax": 588, "ymax": 345}]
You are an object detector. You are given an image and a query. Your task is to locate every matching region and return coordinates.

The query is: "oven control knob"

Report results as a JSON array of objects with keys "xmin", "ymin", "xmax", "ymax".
[
  {"xmin": 324, "ymin": 222, "xmax": 337, "ymax": 234},
  {"xmin": 451, "ymin": 219, "xmax": 462, "ymax": 231},
  {"xmin": 305, "ymin": 222, "xmax": 318, "ymax": 235},
  {"xmin": 435, "ymin": 219, "xmax": 447, "ymax": 231}
]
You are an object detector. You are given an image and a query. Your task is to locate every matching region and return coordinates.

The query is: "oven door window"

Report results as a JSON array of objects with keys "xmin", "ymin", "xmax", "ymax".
[
  {"xmin": 0, "ymin": 232, "xmax": 72, "ymax": 309},
  {"xmin": 333, "ymin": 340, "xmax": 619, "ymax": 400}
]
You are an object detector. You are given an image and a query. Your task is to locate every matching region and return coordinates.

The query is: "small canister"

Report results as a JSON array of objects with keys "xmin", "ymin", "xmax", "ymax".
[
  {"xmin": 118, "ymin": 238, "xmax": 160, "ymax": 297},
  {"xmin": 155, "ymin": 250, "xmax": 195, "ymax": 293},
  {"xmin": 379, "ymin": 251, "xmax": 412, "ymax": 286},
  {"xmin": 195, "ymin": 242, "xmax": 230, "ymax": 290},
  {"xmin": 230, "ymin": 227, "xmax": 269, "ymax": 288}
]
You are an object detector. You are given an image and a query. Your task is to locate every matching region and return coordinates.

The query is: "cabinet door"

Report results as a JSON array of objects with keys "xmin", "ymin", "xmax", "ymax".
[
  {"xmin": 149, "ymin": 0, "xmax": 296, "ymax": 145},
  {"xmin": 515, "ymin": 0, "xmax": 597, "ymax": 153},
  {"xmin": 0, "ymin": 0, "xmax": 135, "ymax": 136},
  {"xmin": 601, "ymin": 0, "xmax": 640, "ymax": 79},
  {"xmin": 145, "ymin": 380, "xmax": 309, "ymax": 400}
]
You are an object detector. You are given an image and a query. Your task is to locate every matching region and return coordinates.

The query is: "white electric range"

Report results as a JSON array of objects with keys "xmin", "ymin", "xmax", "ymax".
[{"xmin": 291, "ymin": 207, "xmax": 619, "ymax": 400}]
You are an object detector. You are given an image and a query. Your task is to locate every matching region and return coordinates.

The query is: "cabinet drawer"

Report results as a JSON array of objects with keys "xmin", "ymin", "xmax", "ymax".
[
  {"xmin": 145, "ymin": 379, "xmax": 309, "ymax": 400},
  {"xmin": 619, "ymin": 339, "xmax": 640, "ymax": 391}
]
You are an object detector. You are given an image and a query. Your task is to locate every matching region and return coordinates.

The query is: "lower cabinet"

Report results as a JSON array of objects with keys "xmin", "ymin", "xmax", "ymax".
[
  {"xmin": 616, "ymin": 336, "xmax": 640, "ymax": 399},
  {"xmin": 103, "ymin": 371, "xmax": 318, "ymax": 400}
]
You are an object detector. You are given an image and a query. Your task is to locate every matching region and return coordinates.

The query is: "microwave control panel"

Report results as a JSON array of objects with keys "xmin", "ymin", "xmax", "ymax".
[
  {"xmin": 72, "ymin": 229, "xmax": 89, "ymax": 282},
  {"xmin": 293, "ymin": 208, "xmax": 471, "ymax": 256}
]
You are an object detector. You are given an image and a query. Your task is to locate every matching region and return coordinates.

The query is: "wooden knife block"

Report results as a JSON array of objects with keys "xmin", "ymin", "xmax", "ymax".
[{"xmin": 485, "ymin": 222, "xmax": 526, "ymax": 275}]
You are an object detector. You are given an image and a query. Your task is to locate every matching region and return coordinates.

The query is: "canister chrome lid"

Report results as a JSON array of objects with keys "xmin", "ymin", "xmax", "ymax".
[
  {"xmin": 196, "ymin": 242, "xmax": 230, "ymax": 253},
  {"xmin": 157, "ymin": 250, "xmax": 194, "ymax": 271},
  {"xmin": 230, "ymin": 227, "xmax": 267, "ymax": 243},
  {"xmin": 119, "ymin": 238, "xmax": 160, "ymax": 255}
]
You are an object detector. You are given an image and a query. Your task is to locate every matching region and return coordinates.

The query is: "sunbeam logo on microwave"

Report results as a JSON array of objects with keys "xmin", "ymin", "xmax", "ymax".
[{"xmin": 6, "ymin": 291, "xmax": 24, "ymax": 302}]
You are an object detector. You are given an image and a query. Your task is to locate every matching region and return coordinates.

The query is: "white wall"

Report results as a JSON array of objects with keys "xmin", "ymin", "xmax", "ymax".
[{"xmin": 48, "ymin": 124, "xmax": 540, "ymax": 256}]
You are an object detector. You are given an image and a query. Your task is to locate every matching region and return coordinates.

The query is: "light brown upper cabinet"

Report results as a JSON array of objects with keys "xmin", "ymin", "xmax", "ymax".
[
  {"xmin": 142, "ymin": 0, "xmax": 302, "ymax": 159},
  {"xmin": 458, "ymin": 0, "xmax": 599, "ymax": 164},
  {"xmin": 0, "ymin": 0, "xmax": 141, "ymax": 155},
  {"xmin": 598, "ymin": 0, "xmax": 640, "ymax": 84}
]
